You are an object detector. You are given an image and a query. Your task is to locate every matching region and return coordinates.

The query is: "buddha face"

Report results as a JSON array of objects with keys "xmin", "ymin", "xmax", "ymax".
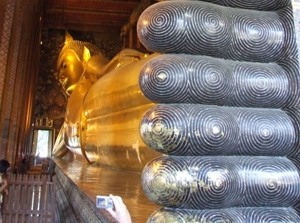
[{"xmin": 57, "ymin": 50, "xmax": 84, "ymax": 95}]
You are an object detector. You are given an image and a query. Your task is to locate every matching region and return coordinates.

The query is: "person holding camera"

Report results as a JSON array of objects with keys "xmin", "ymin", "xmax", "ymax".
[{"xmin": 105, "ymin": 194, "xmax": 132, "ymax": 223}]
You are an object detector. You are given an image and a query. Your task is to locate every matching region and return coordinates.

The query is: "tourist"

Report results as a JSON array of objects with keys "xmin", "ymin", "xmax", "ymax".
[
  {"xmin": 106, "ymin": 194, "xmax": 132, "ymax": 223},
  {"xmin": 0, "ymin": 159, "xmax": 10, "ymax": 223}
]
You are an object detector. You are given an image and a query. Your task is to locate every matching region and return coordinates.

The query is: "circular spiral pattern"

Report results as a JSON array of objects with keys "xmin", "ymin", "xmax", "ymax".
[
  {"xmin": 227, "ymin": 10, "xmax": 284, "ymax": 62},
  {"xmin": 284, "ymin": 108, "xmax": 300, "ymax": 156},
  {"xmin": 197, "ymin": 209, "xmax": 244, "ymax": 223},
  {"xmin": 240, "ymin": 156, "xmax": 300, "ymax": 207},
  {"xmin": 191, "ymin": 157, "xmax": 243, "ymax": 209},
  {"xmin": 140, "ymin": 104, "xmax": 189, "ymax": 155},
  {"xmin": 245, "ymin": 207, "xmax": 300, "ymax": 222},
  {"xmin": 189, "ymin": 106, "xmax": 239, "ymax": 155},
  {"xmin": 203, "ymin": 0, "xmax": 290, "ymax": 11},
  {"xmin": 147, "ymin": 207, "xmax": 300, "ymax": 223},
  {"xmin": 137, "ymin": 2, "xmax": 186, "ymax": 53},
  {"xmin": 237, "ymin": 108, "xmax": 295, "ymax": 155},
  {"xmin": 142, "ymin": 156, "xmax": 300, "ymax": 209},
  {"xmin": 143, "ymin": 156, "xmax": 243, "ymax": 209},
  {"xmin": 147, "ymin": 209, "xmax": 186, "ymax": 223},
  {"xmin": 137, "ymin": 0, "xmax": 300, "ymax": 219},
  {"xmin": 141, "ymin": 104, "xmax": 296, "ymax": 156},
  {"xmin": 232, "ymin": 62, "xmax": 289, "ymax": 107},
  {"xmin": 279, "ymin": 58, "xmax": 300, "ymax": 108},
  {"xmin": 139, "ymin": 54, "xmax": 291, "ymax": 108},
  {"xmin": 277, "ymin": 8, "xmax": 298, "ymax": 67},
  {"xmin": 186, "ymin": 3, "xmax": 231, "ymax": 56},
  {"xmin": 138, "ymin": 1, "xmax": 287, "ymax": 63},
  {"xmin": 139, "ymin": 55, "xmax": 189, "ymax": 103},
  {"xmin": 142, "ymin": 156, "xmax": 191, "ymax": 208},
  {"xmin": 139, "ymin": 54, "xmax": 234, "ymax": 104},
  {"xmin": 189, "ymin": 56, "xmax": 233, "ymax": 104}
]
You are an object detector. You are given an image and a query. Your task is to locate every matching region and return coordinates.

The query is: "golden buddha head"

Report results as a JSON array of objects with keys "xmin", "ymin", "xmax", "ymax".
[{"xmin": 57, "ymin": 32, "xmax": 103, "ymax": 95}]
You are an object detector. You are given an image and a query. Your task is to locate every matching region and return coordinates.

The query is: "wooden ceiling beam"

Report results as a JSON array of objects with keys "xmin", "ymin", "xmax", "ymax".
[
  {"xmin": 44, "ymin": 1, "xmax": 139, "ymax": 12},
  {"xmin": 43, "ymin": 17, "xmax": 125, "ymax": 33},
  {"xmin": 44, "ymin": 8, "xmax": 131, "ymax": 17},
  {"xmin": 42, "ymin": 0, "xmax": 143, "ymax": 33}
]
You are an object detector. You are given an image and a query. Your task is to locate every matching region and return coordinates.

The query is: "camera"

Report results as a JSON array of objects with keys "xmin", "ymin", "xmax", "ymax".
[{"xmin": 96, "ymin": 195, "xmax": 114, "ymax": 209}]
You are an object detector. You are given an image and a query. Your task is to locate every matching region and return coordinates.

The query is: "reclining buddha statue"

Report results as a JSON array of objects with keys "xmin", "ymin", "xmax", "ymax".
[
  {"xmin": 53, "ymin": 0, "xmax": 300, "ymax": 221},
  {"xmin": 53, "ymin": 31, "xmax": 161, "ymax": 172}
]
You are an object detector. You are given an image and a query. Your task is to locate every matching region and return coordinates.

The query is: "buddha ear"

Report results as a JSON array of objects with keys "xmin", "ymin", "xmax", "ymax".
[
  {"xmin": 64, "ymin": 30, "xmax": 73, "ymax": 45},
  {"xmin": 83, "ymin": 46, "xmax": 91, "ymax": 63}
]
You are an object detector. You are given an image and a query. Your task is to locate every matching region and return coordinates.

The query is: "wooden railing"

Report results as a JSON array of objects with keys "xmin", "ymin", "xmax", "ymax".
[{"xmin": 2, "ymin": 174, "xmax": 55, "ymax": 223}]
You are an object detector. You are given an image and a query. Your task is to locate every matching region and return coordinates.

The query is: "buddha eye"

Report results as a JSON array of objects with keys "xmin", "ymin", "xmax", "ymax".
[{"xmin": 63, "ymin": 62, "xmax": 67, "ymax": 69}]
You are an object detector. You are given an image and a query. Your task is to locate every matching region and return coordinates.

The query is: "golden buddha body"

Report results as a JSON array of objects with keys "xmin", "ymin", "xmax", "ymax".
[
  {"xmin": 53, "ymin": 32, "xmax": 160, "ymax": 171},
  {"xmin": 53, "ymin": 0, "xmax": 300, "ymax": 221}
]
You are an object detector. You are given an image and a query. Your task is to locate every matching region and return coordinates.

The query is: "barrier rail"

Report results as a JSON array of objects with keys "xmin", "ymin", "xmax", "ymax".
[{"xmin": 2, "ymin": 174, "xmax": 55, "ymax": 223}]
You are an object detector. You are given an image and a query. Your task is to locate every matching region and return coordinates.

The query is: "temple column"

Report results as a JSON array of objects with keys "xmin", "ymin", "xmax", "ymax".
[{"xmin": 0, "ymin": 0, "xmax": 42, "ymax": 167}]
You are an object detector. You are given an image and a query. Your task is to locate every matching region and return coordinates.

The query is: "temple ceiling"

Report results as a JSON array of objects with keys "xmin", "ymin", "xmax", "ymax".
[{"xmin": 43, "ymin": 0, "xmax": 154, "ymax": 35}]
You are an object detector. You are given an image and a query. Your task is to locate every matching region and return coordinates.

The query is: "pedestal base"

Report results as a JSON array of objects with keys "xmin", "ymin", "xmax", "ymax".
[{"xmin": 53, "ymin": 158, "xmax": 159, "ymax": 223}]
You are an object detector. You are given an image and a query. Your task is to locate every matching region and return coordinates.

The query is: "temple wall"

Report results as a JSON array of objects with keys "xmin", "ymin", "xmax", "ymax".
[{"xmin": 0, "ymin": 0, "xmax": 42, "ymax": 168}]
